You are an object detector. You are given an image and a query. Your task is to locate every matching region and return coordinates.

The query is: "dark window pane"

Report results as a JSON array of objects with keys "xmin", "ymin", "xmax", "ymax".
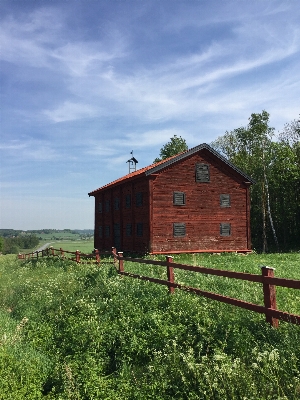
[
  {"xmin": 126, "ymin": 223, "xmax": 132, "ymax": 236},
  {"xmin": 220, "ymin": 223, "xmax": 231, "ymax": 236},
  {"xmin": 136, "ymin": 223, "xmax": 143, "ymax": 237},
  {"xmin": 105, "ymin": 225, "xmax": 110, "ymax": 237},
  {"xmin": 220, "ymin": 194, "xmax": 231, "ymax": 207},
  {"xmin": 98, "ymin": 202, "xmax": 102, "ymax": 213},
  {"xmin": 136, "ymin": 192, "xmax": 143, "ymax": 207},
  {"xmin": 173, "ymin": 223, "xmax": 186, "ymax": 237},
  {"xmin": 125, "ymin": 194, "xmax": 131, "ymax": 208},
  {"xmin": 99, "ymin": 226, "xmax": 103, "ymax": 238},
  {"xmin": 114, "ymin": 197, "xmax": 120, "ymax": 210},
  {"xmin": 196, "ymin": 163, "xmax": 210, "ymax": 182},
  {"xmin": 105, "ymin": 200, "xmax": 110, "ymax": 213},
  {"xmin": 173, "ymin": 192, "xmax": 185, "ymax": 205}
]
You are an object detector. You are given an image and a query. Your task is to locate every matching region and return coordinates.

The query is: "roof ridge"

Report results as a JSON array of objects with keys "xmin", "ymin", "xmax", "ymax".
[{"xmin": 88, "ymin": 143, "xmax": 254, "ymax": 196}]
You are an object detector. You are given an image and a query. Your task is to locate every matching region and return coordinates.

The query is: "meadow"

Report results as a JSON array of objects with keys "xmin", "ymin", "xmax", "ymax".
[{"xmin": 0, "ymin": 251, "xmax": 300, "ymax": 399}]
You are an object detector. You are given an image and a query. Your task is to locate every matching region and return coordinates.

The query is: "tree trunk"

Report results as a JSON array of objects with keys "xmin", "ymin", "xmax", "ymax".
[
  {"xmin": 262, "ymin": 181, "xmax": 268, "ymax": 253},
  {"xmin": 264, "ymin": 167, "xmax": 279, "ymax": 251}
]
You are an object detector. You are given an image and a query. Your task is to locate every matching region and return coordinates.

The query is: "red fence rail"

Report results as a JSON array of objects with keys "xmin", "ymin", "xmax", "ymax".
[
  {"xmin": 19, "ymin": 246, "xmax": 300, "ymax": 327},
  {"xmin": 18, "ymin": 247, "xmax": 112, "ymax": 264},
  {"xmin": 111, "ymin": 248, "xmax": 300, "ymax": 328}
]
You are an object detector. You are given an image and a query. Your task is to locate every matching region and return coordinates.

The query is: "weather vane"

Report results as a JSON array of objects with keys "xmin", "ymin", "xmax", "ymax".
[{"xmin": 126, "ymin": 150, "xmax": 138, "ymax": 173}]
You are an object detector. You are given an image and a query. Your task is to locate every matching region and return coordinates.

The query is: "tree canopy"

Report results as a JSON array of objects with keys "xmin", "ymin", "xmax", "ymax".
[
  {"xmin": 211, "ymin": 111, "xmax": 300, "ymax": 252},
  {"xmin": 154, "ymin": 135, "xmax": 188, "ymax": 163}
]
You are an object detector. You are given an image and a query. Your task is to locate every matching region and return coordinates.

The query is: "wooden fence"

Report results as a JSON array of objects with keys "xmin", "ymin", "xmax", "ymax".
[
  {"xmin": 18, "ymin": 246, "xmax": 112, "ymax": 264},
  {"xmin": 19, "ymin": 246, "xmax": 300, "ymax": 327},
  {"xmin": 111, "ymin": 248, "xmax": 300, "ymax": 328}
]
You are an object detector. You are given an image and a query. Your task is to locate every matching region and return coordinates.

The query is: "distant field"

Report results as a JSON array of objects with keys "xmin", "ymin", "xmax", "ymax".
[
  {"xmin": 38, "ymin": 232, "xmax": 82, "ymax": 240},
  {"xmin": 48, "ymin": 239, "xmax": 95, "ymax": 253}
]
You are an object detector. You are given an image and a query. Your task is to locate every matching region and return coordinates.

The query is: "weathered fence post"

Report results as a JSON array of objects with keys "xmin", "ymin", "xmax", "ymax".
[
  {"xmin": 95, "ymin": 249, "xmax": 100, "ymax": 264},
  {"xmin": 60, "ymin": 248, "xmax": 64, "ymax": 258},
  {"xmin": 50, "ymin": 246, "xmax": 55, "ymax": 256},
  {"xmin": 75, "ymin": 250, "xmax": 80, "ymax": 263},
  {"xmin": 166, "ymin": 256, "xmax": 175, "ymax": 294},
  {"xmin": 36, "ymin": 251, "xmax": 39, "ymax": 260},
  {"xmin": 261, "ymin": 266, "xmax": 278, "ymax": 328},
  {"xmin": 112, "ymin": 247, "xmax": 117, "ymax": 267},
  {"xmin": 118, "ymin": 252, "xmax": 124, "ymax": 273}
]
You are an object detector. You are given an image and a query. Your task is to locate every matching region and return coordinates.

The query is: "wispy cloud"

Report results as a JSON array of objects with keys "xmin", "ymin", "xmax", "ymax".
[{"xmin": 1, "ymin": 0, "xmax": 299, "ymax": 229}]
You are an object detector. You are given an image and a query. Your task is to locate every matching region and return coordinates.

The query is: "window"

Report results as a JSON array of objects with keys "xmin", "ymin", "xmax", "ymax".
[
  {"xmin": 173, "ymin": 192, "xmax": 186, "ymax": 206},
  {"xmin": 105, "ymin": 225, "xmax": 110, "ymax": 237},
  {"xmin": 99, "ymin": 226, "xmax": 103, "ymax": 238},
  {"xmin": 98, "ymin": 202, "xmax": 102, "ymax": 213},
  {"xmin": 126, "ymin": 223, "xmax": 132, "ymax": 236},
  {"xmin": 105, "ymin": 200, "xmax": 110, "ymax": 213},
  {"xmin": 173, "ymin": 223, "xmax": 186, "ymax": 237},
  {"xmin": 220, "ymin": 194, "xmax": 231, "ymax": 207},
  {"xmin": 114, "ymin": 197, "xmax": 120, "ymax": 210},
  {"xmin": 136, "ymin": 192, "xmax": 143, "ymax": 207},
  {"xmin": 220, "ymin": 223, "xmax": 231, "ymax": 236},
  {"xmin": 136, "ymin": 223, "xmax": 143, "ymax": 237},
  {"xmin": 125, "ymin": 194, "xmax": 131, "ymax": 208},
  {"xmin": 196, "ymin": 163, "xmax": 210, "ymax": 182}
]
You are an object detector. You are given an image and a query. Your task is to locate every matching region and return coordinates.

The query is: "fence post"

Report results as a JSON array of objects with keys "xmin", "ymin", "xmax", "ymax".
[
  {"xmin": 50, "ymin": 246, "xmax": 54, "ymax": 256},
  {"xmin": 261, "ymin": 266, "xmax": 278, "ymax": 328},
  {"xmin": 75, "ymin": 250, "xmax": 80, "ymax": 263},
  {"xmin": 112, "ymin": 247, "xmax": 117, "ymax": 267},
  {"xmin": 95, "ymin": 249, "xmax": 100, "ymax": 264},
  {"xmin": 118, "ymin": 252, "xmax": 124, "ymax": 273},
  {"xmin": 60, "ymin": 248, "xmax": 64, "ymax": 258},
  {"xmin": 36, "ymin": 251, "xmax": 39, "ymax": 260},
  {"xmin": 166, "ymin": 256, "xmax": 175, "ymax": 294}
]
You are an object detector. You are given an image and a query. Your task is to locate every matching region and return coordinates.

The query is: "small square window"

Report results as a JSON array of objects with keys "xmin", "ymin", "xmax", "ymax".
[
  {"xmin": 220, "ymin": 194, "xmax": 231, "ymax": 207},
  {"xmin": 105, "ymin": 200, "xmax": 110, "ymax": 213},
  {"xmin": 126, "ymin": 223, "xmax": 132, "ymax": 236},
  {"xmin": 220, "ymin": 223, "xmax": 231, "ymax": 236},
  {"xmin": 99, "ymin": 226, "xmax": 103, "ymax": 238},
  {"xmin": 136, "ymin": 223, "xmax": 143, "ymax": 237},
  {"xmin": 173, "ymin": 192, "xmax": 186, "ymax": 206},
  {"xmin": 105, "ymin": 225, "xmax": 110, "ymax": 237},
  {"xmin": 136, "ymin": 192, "xmax": 143, "ymax": 207},
  {"xmin": 196, "ymin": 163, "xmax": 210, "ymax": 182},
  {"xmin": 125, "ymin": 194, "xmax": 131, "ymax": 208},
  {"xmin": 98, "ymin": 202, "xmax": 102, "ymax": 213},
  {"xmin": 114, "ymin": 197, "xmax": 120, "ymax": 210},
  {"xmin": 173, "ymin": 223, "xmax": 186, "ymax": 237}
]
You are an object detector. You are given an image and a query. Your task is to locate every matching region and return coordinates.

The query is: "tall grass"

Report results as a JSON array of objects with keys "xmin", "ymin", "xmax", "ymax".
[{"xmin": 0, "ymin": 253, "xmax": 300, "ymax": 399}]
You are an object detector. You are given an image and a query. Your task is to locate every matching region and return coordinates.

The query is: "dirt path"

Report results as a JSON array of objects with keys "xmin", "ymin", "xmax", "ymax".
[{"xmin": 35, "ymin": 242, "xmax": 52, "ymax": 252}]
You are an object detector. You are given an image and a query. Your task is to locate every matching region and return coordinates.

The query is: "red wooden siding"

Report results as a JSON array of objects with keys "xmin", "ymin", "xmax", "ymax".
[
  {"xmin": 91, "ymin": 144, "xmax": 253, "ymax": 254},
  {"xmin": 150, "ymin": 152, "xmax": 250, "ymax": 253},
  {"xmin": 94, "ymin": 179, "xmax": 150, "ymax": 252}
]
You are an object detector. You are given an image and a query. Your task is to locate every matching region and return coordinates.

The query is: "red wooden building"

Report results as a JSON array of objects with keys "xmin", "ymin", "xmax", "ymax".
[{"xmin": 88, "ymin": 143, "xmax": 255, "ymax": 254}]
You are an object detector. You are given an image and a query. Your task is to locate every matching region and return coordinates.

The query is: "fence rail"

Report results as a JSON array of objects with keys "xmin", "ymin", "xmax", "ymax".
[
  {"xmin": 18, "ymin": 246, "xmax": 300, "ymax": 327},
  {"xmin": 18, "ymin": 246, "xmax": 112, "ymax": 264},
  {"xmin": 111, "ymin": 248, "xmax": 300, "ymax": 328}
]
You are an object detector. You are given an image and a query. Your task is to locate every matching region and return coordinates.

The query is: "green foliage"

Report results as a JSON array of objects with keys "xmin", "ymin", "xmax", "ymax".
[
  {"xmin": 1, "ymin": 253, "xmax": 300, "ymax": 398},
  {"xmin": 211, "ymin": 111, "xmax": 300, "ymax": 252},
  {"xmin": 3, "ymin": 235, "xmax": 39, "ymax": 254},
  {"xmin": 154, "ymin": 135, "xmax": 188, "ymax": 163}
]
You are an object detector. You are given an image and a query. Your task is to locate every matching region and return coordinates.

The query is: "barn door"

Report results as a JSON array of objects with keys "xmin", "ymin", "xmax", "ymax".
[{"xmin": 113, "ymin": 223, "xmax": 121, "ymax": 250}]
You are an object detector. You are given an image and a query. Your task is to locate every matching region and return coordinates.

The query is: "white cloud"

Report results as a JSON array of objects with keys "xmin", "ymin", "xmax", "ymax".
[{"xmin": 43, "ymin": 101, "xmax": 98, "ymax": 123}]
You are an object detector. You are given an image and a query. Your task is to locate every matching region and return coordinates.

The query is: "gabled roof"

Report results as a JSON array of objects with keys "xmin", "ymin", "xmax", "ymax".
[{"xmin": 88, "ymin": 143, "xmax": 255, "ymax": 196}]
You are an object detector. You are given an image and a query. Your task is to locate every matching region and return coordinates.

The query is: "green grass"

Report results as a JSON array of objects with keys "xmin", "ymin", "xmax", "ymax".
[
  {"xmin": 48, "ymin": 239, "xmax": 95, "ymax": 254},
  {"xmin": 0, "ymin": 252, "xmax": 300, "ymax": 399}
]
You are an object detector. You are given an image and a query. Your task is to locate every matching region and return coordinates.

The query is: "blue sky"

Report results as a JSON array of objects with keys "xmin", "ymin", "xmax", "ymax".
[{"xmin": 1, "ymin": 0, "xmax": 299, "ymax": 230}]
